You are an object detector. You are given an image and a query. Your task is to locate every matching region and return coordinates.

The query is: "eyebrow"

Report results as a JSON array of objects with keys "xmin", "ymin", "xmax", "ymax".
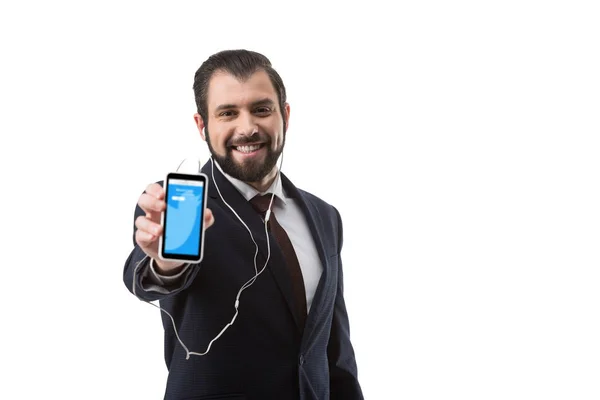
[
  {"xmin": 251, "ymin": 98, "xmax": 276, "ymax": 108},
  {"xmin": 214, "ymin": 98, "xmax": 276, "ymax": 113}
]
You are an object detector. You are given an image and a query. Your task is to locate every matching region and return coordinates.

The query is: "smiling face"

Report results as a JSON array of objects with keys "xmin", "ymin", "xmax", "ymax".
[{"xmin": 194, "ymin": 69, "xmax": 290, "ymax": 191}]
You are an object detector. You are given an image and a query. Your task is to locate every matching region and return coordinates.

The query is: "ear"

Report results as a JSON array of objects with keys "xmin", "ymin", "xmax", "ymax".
[
  {"xmin": 194, "ymin": 113, "xmax": 206, "ymax": 141},
  {"xmin": 284, "ymin": 103, "xmax": 291, "ymax": 133}
]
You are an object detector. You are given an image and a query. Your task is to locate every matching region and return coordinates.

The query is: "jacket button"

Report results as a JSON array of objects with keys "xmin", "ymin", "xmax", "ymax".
[{"xmin": 299, "ymin": 355, "xmax": 305, "ymax": 365}]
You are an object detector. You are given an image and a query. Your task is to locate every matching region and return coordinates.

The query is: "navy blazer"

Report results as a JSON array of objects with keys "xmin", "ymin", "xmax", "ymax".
[{"xmin": 123, "ymin": 161, "xmax": 363, "ymax": 400}]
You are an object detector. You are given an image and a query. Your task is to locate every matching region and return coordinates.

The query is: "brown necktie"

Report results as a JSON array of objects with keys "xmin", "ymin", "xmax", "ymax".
[{"xmin": 250, "ymin": 194, "xmax": 307, "ymax": 328}]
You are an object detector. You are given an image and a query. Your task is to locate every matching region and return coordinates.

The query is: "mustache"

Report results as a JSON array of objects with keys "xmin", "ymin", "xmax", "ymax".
[{"xmin": 226, "ymin": 132, "xmax": 270, "ymax": 147}]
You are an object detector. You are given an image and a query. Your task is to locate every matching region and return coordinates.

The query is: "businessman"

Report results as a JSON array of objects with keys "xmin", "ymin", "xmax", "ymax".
[{"xmin": 123, "ymin": 49, "xmax": 363, "ymax": 400}]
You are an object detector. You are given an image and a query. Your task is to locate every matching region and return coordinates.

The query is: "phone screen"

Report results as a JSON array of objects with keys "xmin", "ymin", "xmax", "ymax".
[{"xmin": 161, "ymin": 173, "xmax": 207, "ymax": 261}]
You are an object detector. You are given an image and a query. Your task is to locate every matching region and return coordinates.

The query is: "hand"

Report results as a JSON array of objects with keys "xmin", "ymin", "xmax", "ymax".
[{"xmin": 135, "ymin": 183, "xmax": 215, "ymax": 274}]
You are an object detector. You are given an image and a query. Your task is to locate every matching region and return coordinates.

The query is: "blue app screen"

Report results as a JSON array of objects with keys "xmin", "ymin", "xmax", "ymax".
[{"xmin": 164, "ymin": 179, "xmax": 205, "ymax": 256}]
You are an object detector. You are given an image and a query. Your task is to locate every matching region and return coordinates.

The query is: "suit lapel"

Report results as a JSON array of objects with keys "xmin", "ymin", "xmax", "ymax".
[
  {"xmin": 280, "ymin": 174, "xmax": 330, "ymax": 339},
  {"xmin": 202, "ymin": 161, "xmax": 303, "ymax": 331}
]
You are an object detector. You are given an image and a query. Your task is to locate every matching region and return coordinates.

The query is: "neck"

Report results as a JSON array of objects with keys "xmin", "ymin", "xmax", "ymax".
[{"xmin": 246, "ymin": 167, "xmax": 279, "ymax": 192}]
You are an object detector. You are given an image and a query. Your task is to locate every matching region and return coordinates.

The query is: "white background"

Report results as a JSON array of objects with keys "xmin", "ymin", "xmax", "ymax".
[{"xmin": 1, "ymin": 1, "xmax": 599, "ymax": 399}]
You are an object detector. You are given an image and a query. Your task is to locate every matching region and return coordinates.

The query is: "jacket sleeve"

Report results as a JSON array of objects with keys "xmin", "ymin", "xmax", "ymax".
[
  {"xmin": 327, "ymin": 208, "xmax": 364, "ymax": 399},
  {"xmin": 122, "ymin": 186, "xmax": 201, "ymax": 302}
]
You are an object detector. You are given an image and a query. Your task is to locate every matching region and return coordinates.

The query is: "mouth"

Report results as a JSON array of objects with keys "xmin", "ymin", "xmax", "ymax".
[{"xmin": 230, "ymin": 143, "xmax": 265, "ymax": 154}]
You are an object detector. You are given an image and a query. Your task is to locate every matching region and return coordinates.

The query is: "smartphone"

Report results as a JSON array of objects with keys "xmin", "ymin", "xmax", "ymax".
[{"xmin": 159, "ymin": 172, "xmax": 209, "ymax": 263}]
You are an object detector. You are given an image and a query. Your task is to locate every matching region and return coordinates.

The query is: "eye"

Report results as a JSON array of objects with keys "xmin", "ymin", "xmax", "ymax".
[
  {"xmin": 219, "ymin": 110, "xmax": 236, "ymax": 118},
  {"xmin": 254, "ymin": 106, "xmax": 272, "ymax": 116}
]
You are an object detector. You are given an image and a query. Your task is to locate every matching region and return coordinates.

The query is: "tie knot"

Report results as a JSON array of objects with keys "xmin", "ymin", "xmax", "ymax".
[{"xmin": 250, "ymin": 194, "xmax": 273, "ymax": 215}]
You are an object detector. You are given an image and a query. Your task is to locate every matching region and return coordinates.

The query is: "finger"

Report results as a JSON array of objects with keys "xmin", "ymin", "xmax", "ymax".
[
  {"xmin": 204, "ymin": 208, "xmax": 215, "ymax": 229},
  {"xmin": 135, "ymin": 215, "xmax": 163, "ymax": 237},
  {"xmin": 145, "ymin": 183, "xmax": 165, "ymax": 199},
  {"xmin": 138, "ymin": 192, "xmax": 165, "ymax": 216},
  {"xmin": 135, "ymin": 228, "xmax": 158, "ymax": 248}
]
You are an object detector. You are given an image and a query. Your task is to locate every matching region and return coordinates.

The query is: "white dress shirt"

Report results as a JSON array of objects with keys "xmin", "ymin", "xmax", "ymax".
[{"xmin": 148, "ymin": 161, "xmax": 323, "ymax": 312}]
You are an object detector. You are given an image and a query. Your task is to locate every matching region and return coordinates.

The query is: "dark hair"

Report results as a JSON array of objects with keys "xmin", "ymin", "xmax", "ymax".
[{"xmin": 193, "ymin": 49, "xmax": 287, "ymax": 130}]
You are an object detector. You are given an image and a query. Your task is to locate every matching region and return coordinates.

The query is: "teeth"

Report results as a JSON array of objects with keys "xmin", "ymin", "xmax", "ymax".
[{"xmin": 236, "ymin": 144, "xmax": 261, "ymax": 153}]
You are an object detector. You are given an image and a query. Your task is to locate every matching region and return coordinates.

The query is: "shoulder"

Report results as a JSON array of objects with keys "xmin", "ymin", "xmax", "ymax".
[
  {"xmin": 294, "ymin": 187, "xmax": 343, "ymax": 234},
  {"xmin": 282, "ymin": 173, "xmax": 340, "ymax": 218},
  {"xmin": 294, "ymin": 187, "xmax": 344, "ymax": 250},
  {"xmin": 296, "ymin": 188, "xmax": 337, "ymax": 213}
]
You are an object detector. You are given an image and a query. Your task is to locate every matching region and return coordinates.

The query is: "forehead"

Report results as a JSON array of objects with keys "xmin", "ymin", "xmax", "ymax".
[{"xmin": 207, "ymin": 69, "xmax": 278, "ymax": 109}]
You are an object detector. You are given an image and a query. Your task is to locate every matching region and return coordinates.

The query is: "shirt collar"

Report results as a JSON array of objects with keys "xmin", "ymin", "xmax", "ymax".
[{"xmin": 214, "ymin": 160, "xmax": 288, "ymax": 205}]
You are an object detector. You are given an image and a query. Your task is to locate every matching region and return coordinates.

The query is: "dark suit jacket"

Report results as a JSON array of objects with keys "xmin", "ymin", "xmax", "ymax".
[{"xmin": 123, "ymin": 161, "xmax": 363, "ymax": 400}]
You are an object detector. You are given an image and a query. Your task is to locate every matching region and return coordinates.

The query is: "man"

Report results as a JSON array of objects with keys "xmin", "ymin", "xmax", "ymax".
[{"xmin": 123, "ymin": 49, "xmax": 363, "ymax": 400}]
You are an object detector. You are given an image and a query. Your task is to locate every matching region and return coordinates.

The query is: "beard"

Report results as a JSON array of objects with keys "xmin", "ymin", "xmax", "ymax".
[{"xmin": 205, "ymin": 129, "xmax": 285, "ymax": 183}]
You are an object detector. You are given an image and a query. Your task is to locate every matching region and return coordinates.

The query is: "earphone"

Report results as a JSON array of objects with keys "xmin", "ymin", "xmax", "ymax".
[{"xmin": 132, "ymin": 152, "xmax": 283, "ymax": 359}]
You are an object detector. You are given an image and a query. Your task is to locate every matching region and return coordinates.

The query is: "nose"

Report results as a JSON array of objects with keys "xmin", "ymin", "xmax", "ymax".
[{"xmin": 235, "ymin": 110, "xmax": 258, "ymax": 136}]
